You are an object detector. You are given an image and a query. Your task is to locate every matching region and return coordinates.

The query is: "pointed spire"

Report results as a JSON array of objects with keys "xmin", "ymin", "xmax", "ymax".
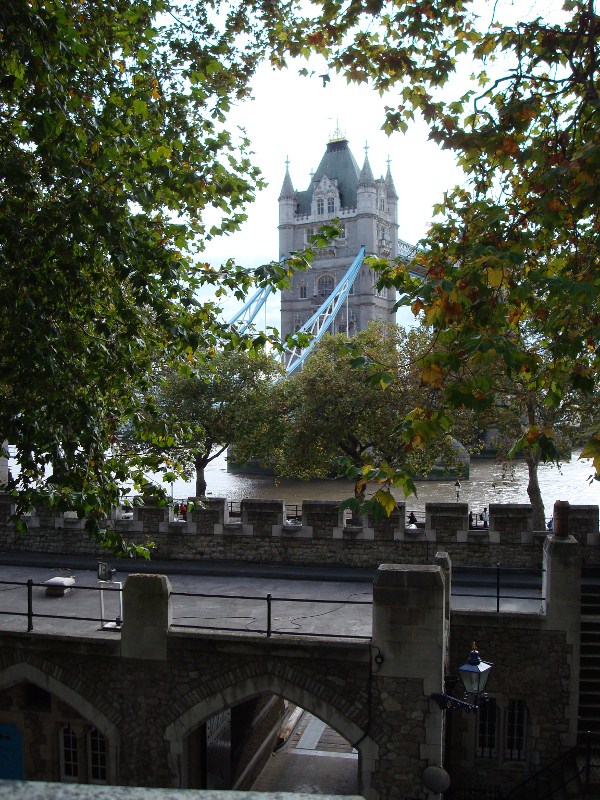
[
  {"xmin": 359, "ymin": 143, "xmax": 374, "ymax": 184},
  {"xmin": 279, "ymin": 157, "xmax": 295, "ymax": 200},
  {"xmin": 385, "ymin": 156, "xmax": 398, "ymax": 199}
]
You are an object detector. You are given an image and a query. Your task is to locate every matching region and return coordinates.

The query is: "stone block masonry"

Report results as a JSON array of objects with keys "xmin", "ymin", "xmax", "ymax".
[{"xmin": 0, "ymin": 493, "xmax": 598, "ymax": 570}]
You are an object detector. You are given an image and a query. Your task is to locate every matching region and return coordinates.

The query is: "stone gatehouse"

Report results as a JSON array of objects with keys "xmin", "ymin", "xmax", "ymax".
[{"xmin": 0, "ymin": 536, "xmax": 583, "ymax": 799}]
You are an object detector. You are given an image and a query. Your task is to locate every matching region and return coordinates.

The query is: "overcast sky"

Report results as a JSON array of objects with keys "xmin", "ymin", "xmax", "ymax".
[{"xmin": 200, "ymin": 58, "xmax": 465, "ymax": 330}]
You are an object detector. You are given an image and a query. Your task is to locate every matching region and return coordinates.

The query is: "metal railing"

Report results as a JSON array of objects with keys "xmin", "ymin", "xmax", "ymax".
[
  {"xmin": 0, "ymin": 564, "xmax": 544, "ymax": 636},
  {"xmin": 169, "ymin": 589, "xmax": 372, "ymax": 640},
  {"xmin": 0, "ymin": 579, "xmax": 372, "ymax": 640},
  {"xmin": 0, "ymin": 579, "xmax": 123, "ymax": 633},
  {"xmin": 452, "ymin": 564, "xmax": 544, "ymax": 614},
  {"xmin": 500, "ymin": 733, "xmax": 598, "ymax": 799}
]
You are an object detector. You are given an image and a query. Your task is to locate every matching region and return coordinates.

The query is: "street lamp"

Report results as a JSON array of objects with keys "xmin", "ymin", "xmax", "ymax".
[
  {"xmin": 431, "ymin": 643, "xmax": 493, "ymax": 713},
  {"xmin": 455, "ymin": 480, "xmax": 461, "ymax": 502}
]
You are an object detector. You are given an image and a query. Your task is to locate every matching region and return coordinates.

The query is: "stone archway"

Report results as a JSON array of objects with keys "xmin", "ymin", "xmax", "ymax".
[
  {"xmin": 165, "ymin": 672, "xmax": 378, "ymax": 799},
  {"xmin": 0, "ymin": 661, "xmax": 120, "ymax": 783}
]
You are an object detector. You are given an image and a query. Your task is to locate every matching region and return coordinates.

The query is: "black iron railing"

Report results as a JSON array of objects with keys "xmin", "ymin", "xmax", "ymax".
[
  {"xmin": 0, "ymin": 564, "xmax": 545, "ymax": 636},
  {"xmin": 0, "ymin": 579, "xmax": 123, "ymax": 633},
  {"xmin": 169, "ymin": 589, "xmax": 372, "ymax": 639},
  {"xmin": 453, "ymin": 564, "xmax": 544, "ymax": 613},
  {"xmin": 0, "ymin": 578, "xmax": 372, "ymax": 639},
  {"xmin": 501, "ymin": 733, "xmax": 598, "ymax": 799}
]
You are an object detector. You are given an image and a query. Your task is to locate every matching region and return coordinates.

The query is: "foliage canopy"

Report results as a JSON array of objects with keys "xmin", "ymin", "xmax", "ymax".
[
  {"xmin": 128, "ymin": 349, "xmax": 284, "ymax": 499},
  {"xmin": 0, "ymin": 0, "xmax": 295, "ymax": 552},
  {"xmin": 3, "ymin": 0, "xmax": 600, "ymax": 546},
  {"xmin": 270, "ymin": 0, "xmax": 600, "ymax": 499},
  {"xmin": 268, "ymin": 322, "xmax": 477, "ymax": 516}
]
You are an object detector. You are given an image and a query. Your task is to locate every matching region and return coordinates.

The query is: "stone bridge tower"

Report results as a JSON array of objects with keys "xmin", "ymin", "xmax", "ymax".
[{"xmin": 279, "ymin": 132, "xmax": 400, "ymax": 340}]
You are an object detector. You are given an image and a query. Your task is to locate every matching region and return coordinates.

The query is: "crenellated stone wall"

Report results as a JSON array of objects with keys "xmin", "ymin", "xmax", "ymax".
[{"xmin": 0, "ymin": 493, "xmax": 598, "ymax": 569}]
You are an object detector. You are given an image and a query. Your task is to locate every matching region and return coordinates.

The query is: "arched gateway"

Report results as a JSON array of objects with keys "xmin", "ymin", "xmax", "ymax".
[
  {"xmin": 0, "ymin": 563, "xmax": 449, "ymax": 799},
  {"xmin": 165, "ymin": 673, "xmax": 377, "ymax": 792}
]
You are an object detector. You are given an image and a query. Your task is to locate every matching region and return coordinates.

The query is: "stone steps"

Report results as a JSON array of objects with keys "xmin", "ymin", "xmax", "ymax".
[{"xmin": 578, "ymin": 581, "xmax": 600, "ymax": 751}]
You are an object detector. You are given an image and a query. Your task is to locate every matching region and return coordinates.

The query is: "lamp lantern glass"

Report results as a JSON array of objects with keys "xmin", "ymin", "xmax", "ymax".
[{"xmin": 458, "ymin": 644, "xmax": 493, "ymax": 699}]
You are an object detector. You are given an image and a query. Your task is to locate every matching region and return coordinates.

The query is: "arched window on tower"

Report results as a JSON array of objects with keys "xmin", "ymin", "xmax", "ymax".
[
  {"xmin": 318, "ymin": 274, "xmax": 335, "ymax": 298},
  {"xmin": 299, "ymin": 284, "xmax": 307, "ymax": 299},
  {"xmin": 327, "ymin": 197, "xmax": 335, "ymax": 213},
  {"xmin": 379, "ymin": 197, "xmax": 385, "ymax": 211},
  {"xmin": 317, "ymin": 198, "xmax": 324, "ymax": 215}
]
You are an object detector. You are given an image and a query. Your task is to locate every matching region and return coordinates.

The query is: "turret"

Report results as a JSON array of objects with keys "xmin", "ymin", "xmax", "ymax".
[
  {"xmin": 278, "ymin": 160, "xmax": 296, "ymax": 258},
  {"xmin": 356, "ymin": 147, "xmax": 378, "ymax": 253},
  {"xmin": 385, "ymin": 160, "xmax": 399, "ymax": 257}
]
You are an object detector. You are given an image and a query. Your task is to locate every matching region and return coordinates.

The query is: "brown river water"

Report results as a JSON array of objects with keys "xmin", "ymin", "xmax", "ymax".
[{"xmin": 168, "ymin": 450, "xmax": 600, "ymax": 521}]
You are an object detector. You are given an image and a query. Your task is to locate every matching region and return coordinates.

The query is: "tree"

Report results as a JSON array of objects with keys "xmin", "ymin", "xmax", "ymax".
[
  {"xmin": 269, "ymin": 0, "xmax": 600, "ymax": 503},
  {"xmin": 0, "ymin": 0, "xmax": 295, "ymax": 552},
  {"xmin": 469, "ymin": 354, "xmax": 600, "ymax": 529},
  {"xmin": 129, "ymin": 349, "xmax": 283, "ymax": 498},
  {"xmin": 268, "ymin": 322, "xmax": 476, "ymax": 517},
  {"xmin": 6, "ymin": 0, "xmax": 599, "ymax": 544}
]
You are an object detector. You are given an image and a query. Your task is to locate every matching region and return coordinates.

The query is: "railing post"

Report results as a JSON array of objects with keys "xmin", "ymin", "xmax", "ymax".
[
  {"xmin": 27, "ymin": 578, "xmax": 33, "ymax": 632},
  {"xmin": 496, "ymin": 562, "xmax": 501, "ymax": 613},
  {"xmin": 266, "ymin": 593, "xmax": 272, "ymax": 637}
]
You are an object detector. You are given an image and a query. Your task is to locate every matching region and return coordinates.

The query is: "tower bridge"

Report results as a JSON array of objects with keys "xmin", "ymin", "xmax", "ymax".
[{"xmin": 228, "ymin": 134, "xmax": 423, "ymax": 373}]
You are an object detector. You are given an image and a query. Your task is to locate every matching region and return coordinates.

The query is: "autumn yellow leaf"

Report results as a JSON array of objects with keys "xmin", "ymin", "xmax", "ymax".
[
  {"xmin": 421, "ymin": 361, "xmax": 445, "ymax": 388},
  {"xmin": 372, "ymin": 489, "xmax": 397, "ymax": 517},
  {"xmin": 486, "ymin": 267, "xmax": 504, "ymax": 287}
]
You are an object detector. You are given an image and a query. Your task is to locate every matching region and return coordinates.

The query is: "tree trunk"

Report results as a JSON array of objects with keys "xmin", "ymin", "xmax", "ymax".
[
  {"xmin": 195, "ymin": 456, "xmax": 207, "ymax": 498},
  {"xmin": 525, "ymin": 451, "xmax": 546, "ymax": 531}
]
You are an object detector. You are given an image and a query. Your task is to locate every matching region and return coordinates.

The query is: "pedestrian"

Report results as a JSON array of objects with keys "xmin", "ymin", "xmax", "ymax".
[
  {"xmin": 481, "ymin": 507, "xmax": 489, "ymax": 529},
  {"xmin": 180, "ymin": 502, "xmax": 187, "ymax": 520},
  {"xmin": 408, "ymin": 511, "xmax": 417, "ymax": 526}
]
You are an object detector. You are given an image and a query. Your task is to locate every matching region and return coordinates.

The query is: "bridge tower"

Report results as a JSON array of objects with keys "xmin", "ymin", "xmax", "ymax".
[{"xmin": 279, "ymin": 131, "xmax": 400, "ymax": 340}]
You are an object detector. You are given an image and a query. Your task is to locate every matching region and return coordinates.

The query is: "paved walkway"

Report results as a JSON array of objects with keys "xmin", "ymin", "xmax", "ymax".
[
  {"xmin": 0, "ymin": 563, "xmax": 372, "ymax": 639},
  {"xmin": 252, "ymin": 711, "xmax": 358, "ymax": 795},
  {"xmin": 0, "ymin": 554, "xmax": 546, "ymax": 639}
]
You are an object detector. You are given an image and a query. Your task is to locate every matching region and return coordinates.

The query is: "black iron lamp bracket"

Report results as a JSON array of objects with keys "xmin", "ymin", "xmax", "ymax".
[{"xmin": 430, "ymin": 692, "xmax": 491, "ymax": 713}]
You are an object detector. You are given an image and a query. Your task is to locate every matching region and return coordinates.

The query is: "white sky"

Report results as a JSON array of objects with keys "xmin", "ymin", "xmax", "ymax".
[
  {"xmin": 200, "ymin": 59, "xmax": 464, "ymax": 331},
  {"xmin": 189, "ymin": 0, "xmax": 568, "ymax": 332}
]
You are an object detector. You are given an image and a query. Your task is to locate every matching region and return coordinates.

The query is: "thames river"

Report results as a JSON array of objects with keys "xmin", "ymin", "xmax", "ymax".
[{"xmin": 170, "ymin": 450, "xmax": 600, "ymax": 519}]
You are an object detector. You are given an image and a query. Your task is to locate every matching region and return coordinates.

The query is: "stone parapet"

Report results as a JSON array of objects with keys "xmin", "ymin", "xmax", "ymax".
[
  {"xmin": 241, "ymin": 499, "xmax": 285, "ymax": 538},
  {"xmin": 0, "ymin": 494, "xmax": 598, "ymax": 570},
  {"xmin": 568, "ymin": 504, "xmax": 599, "ymax": 545},
  {"xmin": 302, "ymin": 500, "xmax": 344, "ymax": 539},
  {"xmin": 426, "ymin": 502, "xmax": 469, "ymax": 542},
  {"xmin": 365, "ymin": 503, "xmax": 405, "ymax": 541},
  {"xmin": 489, "ymin": 503, "xmax": 533, "ymax": 544}
]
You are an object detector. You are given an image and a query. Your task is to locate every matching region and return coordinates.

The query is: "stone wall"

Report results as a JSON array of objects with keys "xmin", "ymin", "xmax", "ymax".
[
  {"xmin": 447, "ymin": 615, "xmax": 572, "ymax": 795},
  {"xmin": 0, "ymin": 565, "xmax": 447, "ymax": 800},
  {"xmin": 0, "ymin": 493, "xmax": 598, "ymax": 569},
  {"xmin": 0, "ymin": 546, "xmax": 580, "ymax": 799}
]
